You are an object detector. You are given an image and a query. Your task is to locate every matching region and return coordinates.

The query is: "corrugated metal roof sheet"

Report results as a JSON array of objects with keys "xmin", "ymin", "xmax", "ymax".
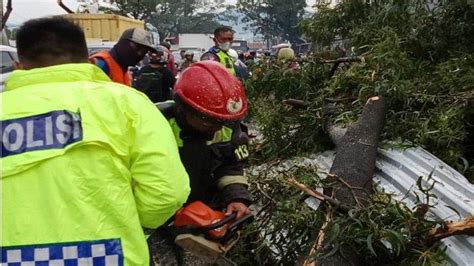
[
  {"xmin": 250, "ymin": 147, "xmax": 474, "ymax": 265},
  {"xmin": 374, "ymin": 147, "xmax": 474, "ymax": 265}
]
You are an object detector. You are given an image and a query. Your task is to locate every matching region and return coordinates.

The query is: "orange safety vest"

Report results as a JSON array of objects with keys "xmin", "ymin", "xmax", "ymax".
[{"xmin": 89, "ymin": 51, "xmax": 132, "ymax": 86}]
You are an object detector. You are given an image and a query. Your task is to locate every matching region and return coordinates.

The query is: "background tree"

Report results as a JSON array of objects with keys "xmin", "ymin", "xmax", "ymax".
[
  {"xmin": 104, "ymin": 0, "xmax": 225, "ymax": 41},
  {"xmin": 237, "ymin": 0, "xmax": 306, "ymax": 45},
  {"xmin": 108, "ymin": 0, "xmax": 158, "ymax": 20}
]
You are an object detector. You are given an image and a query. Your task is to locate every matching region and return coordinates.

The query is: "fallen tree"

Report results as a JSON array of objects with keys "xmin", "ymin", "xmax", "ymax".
[
  {"xmin": 229, "ymin": 1, "xmax": 473, "ymax": 264},
  {"xmin": 289, "ymin": 179, "xmax": 474, "ymax": 265},
  {"xmin": 246, "ymin": 0, "xmax": 473, "ymax": 182}
]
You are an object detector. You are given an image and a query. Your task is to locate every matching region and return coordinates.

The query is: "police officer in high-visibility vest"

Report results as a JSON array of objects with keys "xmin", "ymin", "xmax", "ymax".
[
  {"xmin": 200, "ymin": 26, "xmax": 236, "ymax": 75},
  {"xmin": 1, "ymin": 17, "xmax": 190, "ymax": 266}
]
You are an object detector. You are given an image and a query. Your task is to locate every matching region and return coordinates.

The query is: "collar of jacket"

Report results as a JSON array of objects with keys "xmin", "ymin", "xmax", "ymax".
[
  {"xmin": 5, "ymin": 63, "xmax": 111, "ymax": 91},
  {"xmin": 209, "ymin": 46, "xmax": 222, "ymax": 54}
]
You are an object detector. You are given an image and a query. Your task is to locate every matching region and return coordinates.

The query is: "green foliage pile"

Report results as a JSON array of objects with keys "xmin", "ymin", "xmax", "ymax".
[
  {"xmin": 319, "ymin": 174, "xmax": 448, "ymax": 265},
  {"xmin": 246, "ymin": 0, "xmax": 474, "ymax": 181},
  {"xmin": 234, "ymin": 1, "xmax": 473, "ymax": 264},
  {"xmin": 229, "ymin": 166, "xmax": 327, "ymax": 264},
  {"xmin": 230, "ymin": 163, "xmax": 449, "ymax": 265},
  {"xmin": 247, "ymin": 59, "xmax": 333, "ymax": 160}
]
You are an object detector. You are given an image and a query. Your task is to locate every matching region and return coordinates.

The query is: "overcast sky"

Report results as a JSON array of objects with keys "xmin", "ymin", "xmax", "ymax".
[{"xmin": 3, "ymin": 0, "xmax": 316, "ymax": 25}]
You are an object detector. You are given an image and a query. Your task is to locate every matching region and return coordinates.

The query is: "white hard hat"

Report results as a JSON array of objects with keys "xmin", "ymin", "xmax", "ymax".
[
  {"xmin": 278, "ymin": 48, "xmax": 295, "ymax": 61},
  {"xmin": 228, "ymin": 48, "xmax": 238, "ymax": 60}
]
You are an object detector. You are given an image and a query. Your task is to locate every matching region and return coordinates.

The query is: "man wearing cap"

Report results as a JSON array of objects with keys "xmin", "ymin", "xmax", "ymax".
[{"xmin": 90, "ymin": 28, "xmax": 156, "ymax": 86}]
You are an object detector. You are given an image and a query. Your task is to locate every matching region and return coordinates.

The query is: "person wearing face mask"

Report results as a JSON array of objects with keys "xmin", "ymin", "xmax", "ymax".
[
  {"xmin": 200, "ymin": 26, "xmax": 236, "ymax": 75},
  {"xmin": 90, "ymin": 28, "xmax": 156, "ymax": 86}
]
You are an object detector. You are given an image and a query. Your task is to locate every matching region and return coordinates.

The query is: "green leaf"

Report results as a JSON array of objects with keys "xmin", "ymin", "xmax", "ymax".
[
  {"xmin": 326, "ymin": 223, "xmax": 341, "ymax": 245},
  {"xmin": 416, "ymin": 175, "xmax": 424, "ymax": 191},
  {"xmin": 366, "ymin": 233, "xmax": 377, "ymax": 256},
  {"xmin": 445, "ymin": 205, "xmax": 461, "ymax": 219},
  {"xmin": 384, "ymin": 229, "xmax": 406, "ymax": 255},
  {"xmin": 319, "ymin": 245, "xmax": 339, "ymax": 259}
]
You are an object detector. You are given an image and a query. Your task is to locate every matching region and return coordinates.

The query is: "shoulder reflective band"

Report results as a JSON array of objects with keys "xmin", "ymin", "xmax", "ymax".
[
  {"xmin": 1, "ymin": 110, "xmax": 83, "ymax": 158},
  {"xmin": 207, "ymin": 126, "xmax": 233, "ymax": 145},
  {"xmin": 217, "ymin": 175, "xmax": 249, "ymax": 190}
]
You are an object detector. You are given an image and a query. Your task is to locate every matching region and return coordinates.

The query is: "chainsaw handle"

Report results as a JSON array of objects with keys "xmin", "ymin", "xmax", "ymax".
[
  {"xmin": 200, "ymin": 212, "xmax": 237, "ymax": 231},
  {"xmin": 228, "ymin": 213, "xmax": 254, "ymax": 231}
]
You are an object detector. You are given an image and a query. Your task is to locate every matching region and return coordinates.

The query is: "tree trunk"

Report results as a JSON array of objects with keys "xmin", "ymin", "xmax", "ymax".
[{"xmin": 316, "ymin": 96, "xmax": 387, "ymax": 266}]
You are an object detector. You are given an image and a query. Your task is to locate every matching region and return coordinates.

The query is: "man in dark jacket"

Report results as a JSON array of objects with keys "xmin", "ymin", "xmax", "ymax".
[
  {"xmin": 157, "ymin": 60, "xmax": 251, "ymax": 216},
  {"xmin": 133, "ymin": 48, "xmax": 176, "ymax": 103},
  {"xmin": 149, "ymin": 60, "xmax": 251, "ymax": 265}
]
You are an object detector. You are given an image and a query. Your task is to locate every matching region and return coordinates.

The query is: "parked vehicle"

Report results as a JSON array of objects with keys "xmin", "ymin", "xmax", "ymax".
[
  {"xmin": 63, "ymin": 14, "xmax": 145, "ymax": 43},
  {"xmin": 294, "ymin": 43, "xmax": 312, "ymax": 55},
  {"xmin": 87, "ymin": 41, "xmax": 116, "ymax": 55},
  {"xmin": 231, "ymin": 39, "xmax": 249, "ymax": 53},
  {"xmin": 1, "ymin": 45, "xmax": 18, "ymax": 91},
  {"xmin": 178, "ymin": 33, "xmax": 214, "ymax": 52}
]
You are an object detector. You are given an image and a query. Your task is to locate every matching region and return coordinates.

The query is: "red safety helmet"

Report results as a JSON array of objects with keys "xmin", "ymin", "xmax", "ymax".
[{"xmin": 174, "ymin": 61, "xmax": 247, "ymax": 121}]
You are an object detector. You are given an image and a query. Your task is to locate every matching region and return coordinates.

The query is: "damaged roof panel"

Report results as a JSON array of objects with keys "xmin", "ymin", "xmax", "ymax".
[
  {"xmin": 249, "ymin": 146, "xmax": 474, "ymax": 265},
  {"xmin": 374, "ymin": 147, "xmax": 474, "ymax": 266}
]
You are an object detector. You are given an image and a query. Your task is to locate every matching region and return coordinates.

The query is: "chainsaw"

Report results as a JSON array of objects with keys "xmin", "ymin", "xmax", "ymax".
[{"xmin": 173, "ymin": 201, "xmax": 253, "ymax": 264}]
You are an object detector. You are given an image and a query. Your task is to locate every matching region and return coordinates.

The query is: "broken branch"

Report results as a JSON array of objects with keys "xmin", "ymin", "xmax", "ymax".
[
  {"xmin": 425, "ymin": 217, "xmax": 474, "ymax": 246},
  {"xmin": 288, "ymin": 178, "xmax": 350, "ymax": 213},
  {"xmin": 282, "ymin": 98, "xmax": 310, "ymax": 108}
]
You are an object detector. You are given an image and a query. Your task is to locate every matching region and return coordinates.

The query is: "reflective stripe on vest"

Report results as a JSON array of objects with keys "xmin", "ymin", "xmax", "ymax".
[
  {"xmin": 1, "ymin": 239, "xmax": 124, "ymax": 265},
  {"xmin": 89, "ymin": 51, "xmax": 132, "ymax": 86},
  {"xmin": 216, "ymin": 51, "xmax": 236, "ymax": 75}
]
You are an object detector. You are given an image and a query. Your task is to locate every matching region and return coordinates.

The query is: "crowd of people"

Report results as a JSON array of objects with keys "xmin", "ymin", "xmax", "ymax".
[{"xmin": 1, "ymin": 16, "xmax": 300, "ymax": 266}]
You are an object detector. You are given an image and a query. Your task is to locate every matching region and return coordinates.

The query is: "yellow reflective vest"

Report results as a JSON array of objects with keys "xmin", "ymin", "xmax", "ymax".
[
  {"xmin": 216, "ymin": 50, "xmax": 236, "ymax": 75},
  {"xmin": 1, "ymin": 63, "xmax": 190, "ymax": 265},
  {"xmin": 202, "ymin": 47, "xmax": 236, "ymax": 75}
]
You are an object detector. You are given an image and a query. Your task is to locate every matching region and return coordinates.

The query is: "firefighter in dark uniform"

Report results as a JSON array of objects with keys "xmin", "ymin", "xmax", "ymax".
[
  {"xmin": 149, "ymin": 61, "xmax": 251, "ymax": 265},
  {"xmin": 157, "ymin": 61, "xmax": 251, "ymax": 216}
]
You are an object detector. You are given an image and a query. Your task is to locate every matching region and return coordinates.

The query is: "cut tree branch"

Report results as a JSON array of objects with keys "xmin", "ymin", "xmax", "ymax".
[
  {"xmin": 283, "ymin": 98, "xmax": 310, "ymax": 108},
  {"xmin": 57, "ymin": 0, "xmax": 74, "ymax": 14},
  {"xmin": 321, "ymin": 56, "xmax": 364, "ymax": 64},
  {"xmin": 288, "ymin": 178, "xmax": 350, "ymax": 213},
  {"xmin": 2, "ymin": 0, "xmax": 12, "ymax": 30},
  {"xmin": 425, "ymin": 217, "xmax": 474, "ymax": 246}
]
